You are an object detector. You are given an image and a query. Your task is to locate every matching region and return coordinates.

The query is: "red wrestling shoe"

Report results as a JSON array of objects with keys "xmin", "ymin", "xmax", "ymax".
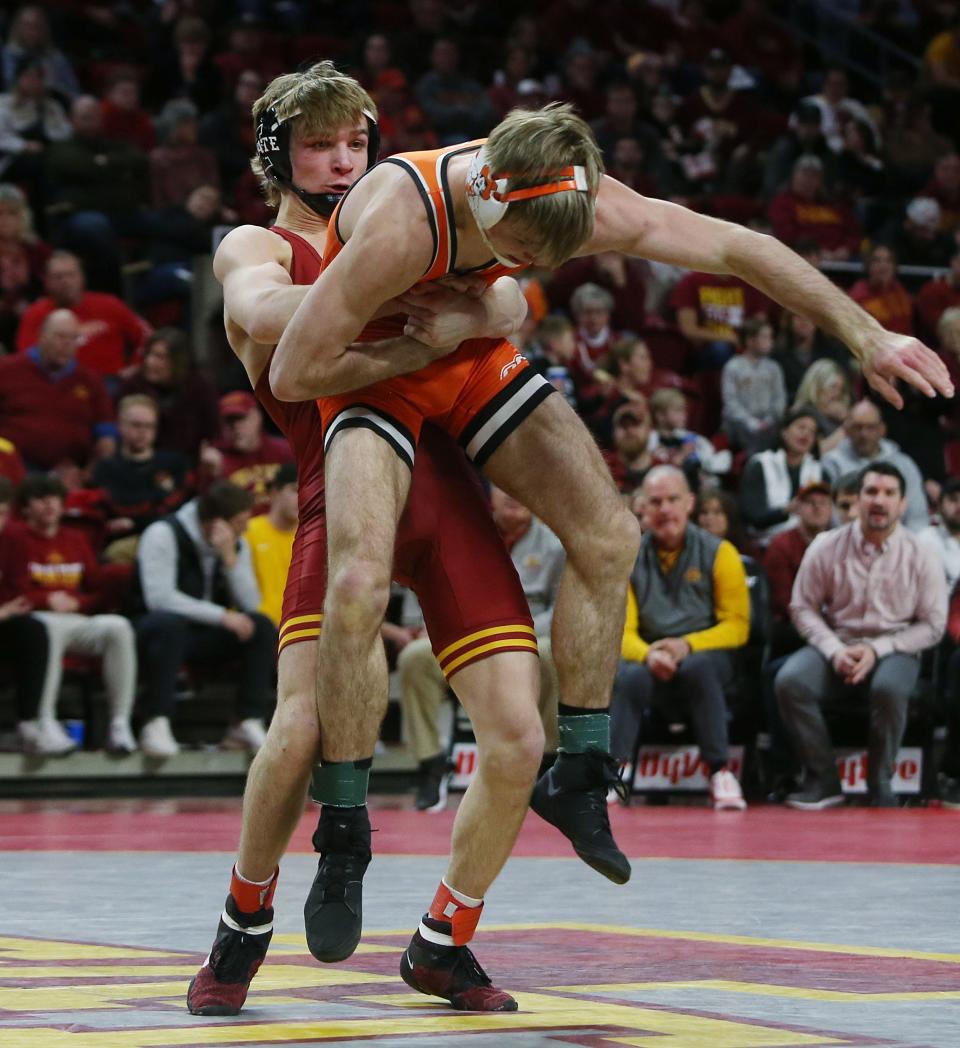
[
  {"xmin": 400, "ymin": 926, "xmax": 517, "ymax": 1012},
  {"xmin": 187, "ymin": 896, "xmax": 273, "ymax": 1016}
]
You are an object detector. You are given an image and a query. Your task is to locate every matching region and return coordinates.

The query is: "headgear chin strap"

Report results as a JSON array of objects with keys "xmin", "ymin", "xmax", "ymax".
[
  {"xmin": 255, "ymin": 104, "xmax": 380, "ymax": 218},
  {"xmin": 465, "ymin": 145, "xmax": 589, "ymax": 234}
]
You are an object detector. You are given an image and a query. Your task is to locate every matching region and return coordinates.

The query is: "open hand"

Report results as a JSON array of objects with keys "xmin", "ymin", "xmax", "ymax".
[{"xmin": 861, "ymin": 332, "xmax": 954, "ymax": 409}]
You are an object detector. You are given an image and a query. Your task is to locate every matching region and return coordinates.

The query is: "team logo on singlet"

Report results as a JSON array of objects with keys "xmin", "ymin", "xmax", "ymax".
[{"xmin": 499, "ymin": 353, "xmax": 524, "ymax": 380}]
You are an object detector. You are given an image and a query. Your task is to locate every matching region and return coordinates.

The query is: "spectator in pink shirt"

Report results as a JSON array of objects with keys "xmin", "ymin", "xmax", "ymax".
[{"xmin": 775, "ymin": 462, "xmax": 946, "ymax": 810}]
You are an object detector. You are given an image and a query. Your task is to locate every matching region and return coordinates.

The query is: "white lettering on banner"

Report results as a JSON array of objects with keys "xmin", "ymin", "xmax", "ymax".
[
  {"xmin": 631, "ymin": 745, "xmax": 744, "ymax": 791},
  {"xmin": 450, "ymin": 742, "xmax": 478, "ymax": 789},
  {"xmin": 834, "ymin": 748, "xmax": 922, "ymax": 795}
]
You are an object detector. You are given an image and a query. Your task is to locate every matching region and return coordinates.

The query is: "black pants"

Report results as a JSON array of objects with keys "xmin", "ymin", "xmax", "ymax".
[
  {"xmin": 942, "ymin": 647, "xmax": 960, "ymax": 778},
  {"xmin": 135, "ymin": 611, "xmax": 277, "ymax": 721},
  {"xmin": 0, "ymin": 615, "xmax": 50, "ymax": 721}
]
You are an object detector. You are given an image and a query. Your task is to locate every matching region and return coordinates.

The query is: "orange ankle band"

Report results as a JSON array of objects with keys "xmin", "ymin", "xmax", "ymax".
[
  {"xmin": 428, "ymin": 882, "xmax": 483, "ymax": 946},
  {"xmin": 230, "ymin": 866, "xmax": 279, "ymax": 914}
]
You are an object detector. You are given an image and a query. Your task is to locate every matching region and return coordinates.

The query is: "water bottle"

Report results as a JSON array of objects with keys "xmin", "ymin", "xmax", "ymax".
[{"xmin": 545, "ymin": 365, "xmax": 576, "ymax": 407}]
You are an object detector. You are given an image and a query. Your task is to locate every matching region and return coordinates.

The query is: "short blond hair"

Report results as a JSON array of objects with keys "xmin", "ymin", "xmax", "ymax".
[
  {"xmin": 485, "ymin": 103, "xmax": 604, "ymax": 267},
  {"xmin": 649, "ymin": 387, "xmax": 685, "ymax": 418},
  {"xmin": 118, "ymin": 394, "xmax": 158, "ymax": 419},
  {"xmin": 251, "ymin": 61, "xmax": 377, "ymax": 209}
]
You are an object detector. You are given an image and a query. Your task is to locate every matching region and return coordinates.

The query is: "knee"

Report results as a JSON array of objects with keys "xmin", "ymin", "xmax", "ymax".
[
  {"xmin": 775, "ymin": 659, "xmax": 816, "ymax": 709},
  {"xmin": 102, "ymin": 615, "xmax": 135, "ymax": 644},
  {"xmin": 870, "ymin": 681, "xmax": 909, "ymax": 714},
  {"xmin": 572, "ymin": 502, "xmax": 641, "ymax": 578},
  {"xmin": 138, "ymin": 611, "xmax": 187, "ymax": 645},
  {"xmin": 675, "ymin": 653, "xmax": 716, "ymax": 687},
  {"xmin": 327, "ymin": 559, "xmax": 391, "ymax": 634},
  {"xmin": 481, "ymin": 716, "xmax": 545, "ymax": 788},
  {"xmin": 397, "ymin": 637, "xmax": 435, "ymax": 680},
  {"xmin": 263, "ymin": 697, "xmax": 321, "ymax": 767}
]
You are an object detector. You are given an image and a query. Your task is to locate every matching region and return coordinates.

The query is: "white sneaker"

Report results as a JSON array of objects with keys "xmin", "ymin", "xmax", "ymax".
[
  {"xmin": 709, "ymin": 768, "xmax": 747, "ymax": 811},
  {"xmin": 18, "ymin": 719, "xmax": 78, "ymax": 756},
  {"xmin": 221, "ymin": 717, "xmax": 267, "ymax": 754},
  {"xmin": 140, "ymin": 716, "xmax": 180, "ymax": 759},
  {"xmin": 107, "ymin": 718, "xmax": 137, "ymax": 755}
]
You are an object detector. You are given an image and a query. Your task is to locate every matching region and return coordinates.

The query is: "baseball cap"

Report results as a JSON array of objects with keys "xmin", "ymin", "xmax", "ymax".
[
  {"xmin": 219, "ymin": 390, "xmax": 257, "ymax": 419},
  {"xmin": 797, "ymin": 480, "xmax": 831, "ymax": 499},
  {"xmin": 613, "ymin": 402, "xmax": 648, "ymax": 426}
]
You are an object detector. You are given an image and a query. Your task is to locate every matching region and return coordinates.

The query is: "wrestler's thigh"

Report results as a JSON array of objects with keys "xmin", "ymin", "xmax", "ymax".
[{"xmin": 481, "ymin": 392, "xmax": 620, "ymax": 546}]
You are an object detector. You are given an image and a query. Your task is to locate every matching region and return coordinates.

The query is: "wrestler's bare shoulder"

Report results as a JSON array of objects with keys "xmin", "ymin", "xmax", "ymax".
[
  {"xmin": 213, "ymin": 223, "xmax": 292, "ymax": 282},
  {"xmin": 336, "ymin": 161, "xmax": 431, "ymax": 243}
]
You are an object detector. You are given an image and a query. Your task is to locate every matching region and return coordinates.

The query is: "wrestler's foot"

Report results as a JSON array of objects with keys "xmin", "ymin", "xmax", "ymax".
[
  {"xmin": 400, "ymin": 928, "xmax": 518, "ymax": 1011},
  {"xmin": 187, "ymin": 896, "xmax": 273, "ymax": 1015},
  {"xmin": 304, "ymin": 804, "xmax": 371, "ymax": 962},
  {"xmin": 530, "ymin": 749, "xmax": 631, "ymax": 884}
]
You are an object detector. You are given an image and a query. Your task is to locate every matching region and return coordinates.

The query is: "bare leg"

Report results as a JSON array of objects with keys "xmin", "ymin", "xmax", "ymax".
[
  {"xmin": 317, "ymin": 428, "xmax": 411, "ymax": 760},
  {"xmin": 483, "ymin": 395, "xmax": 641, "ymax": 711},
  {"xmin": 237, "ymin": 642, "xmax": 320, "ymax": 881},
  {"xmin": 443, "ymin": 650, "xmax": 543, "ymax": 898}
]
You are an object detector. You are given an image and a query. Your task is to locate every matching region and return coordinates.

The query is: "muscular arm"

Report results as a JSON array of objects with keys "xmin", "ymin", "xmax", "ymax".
[{"xmin": 586, "ymin": 177, "xmax": 953, "ymax": 407}]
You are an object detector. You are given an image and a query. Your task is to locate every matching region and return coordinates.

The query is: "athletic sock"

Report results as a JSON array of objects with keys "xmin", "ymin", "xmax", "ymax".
[
  {"xmin": 310, "ymin": 757, "xmax": 372, "ymax": 807},
  {"xmin": 418, "ymin": 879, "xmax": 484, "ymax": 948},
  {"xmin": 557, "ymin": 703, "xmax": 610, "ymax": 755},
  {"xmin": 229, "ymin": 865, "xmax": 278, "ymax": 916}
]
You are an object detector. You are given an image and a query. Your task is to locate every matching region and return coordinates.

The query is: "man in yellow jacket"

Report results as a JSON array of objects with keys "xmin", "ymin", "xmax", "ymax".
[
  {"xmin": 245, "ymin": 462, "xmax": 297, "ymax": 627},
  {"xmin": 613, "ymin": 465, "xmax": 750, "ymax": 809}
]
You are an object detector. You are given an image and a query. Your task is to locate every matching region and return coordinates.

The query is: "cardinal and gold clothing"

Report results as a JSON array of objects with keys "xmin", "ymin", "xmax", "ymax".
[
  {"xmin": 245, "ymin": 513, "xmax": 295, "ymax": 627},
  {"xmin": 622, "ymin": 524, "xmax": 750, "ymax": 663}
]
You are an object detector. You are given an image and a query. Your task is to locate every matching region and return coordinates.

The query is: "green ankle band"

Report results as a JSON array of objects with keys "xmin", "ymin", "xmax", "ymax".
[
  {"xmin": 558, "ymin": 712, "xmax": 610, "ymax": 754},
  {"xmin": 310, "ymin": 761, "xmax": 370, "ymax": 807}
]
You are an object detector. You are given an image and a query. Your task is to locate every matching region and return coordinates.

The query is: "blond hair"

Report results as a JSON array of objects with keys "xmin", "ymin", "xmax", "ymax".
[
  {"xmin": 938, "ymin": 306, "xmax": 960, "ymax": 346},
  {"xmin": 485, "ymin": 103, "xmax": 604, "ymax": 267},
  {"xmin": 118, "ymin": 394, "xmax": 159, "ymax": 419},
  {"xmin": 649, "ymin": 387, "xmax": 685, "ymax": 418},
  {"xmin": 792, "ymin": 358, "xmax": 849, "ymax": 413},
  {"xmin": 251, "ymin": 61, "xmax": 377, "ymax": 209}
]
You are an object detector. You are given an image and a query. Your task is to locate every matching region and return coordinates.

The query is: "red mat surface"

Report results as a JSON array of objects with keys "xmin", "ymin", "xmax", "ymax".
[{"xmin": 0, "ymin": 799, "xmax": 955, "ymax": 863}]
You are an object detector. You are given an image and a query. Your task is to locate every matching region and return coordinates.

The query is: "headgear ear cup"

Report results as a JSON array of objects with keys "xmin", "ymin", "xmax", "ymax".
[
  {"xmin": 465, "ymin": 145, "xmax": 590, "ymax": 233},
  {"xmin": 465, "ymin": 147, "xmax": 510, "ymax": 230}
]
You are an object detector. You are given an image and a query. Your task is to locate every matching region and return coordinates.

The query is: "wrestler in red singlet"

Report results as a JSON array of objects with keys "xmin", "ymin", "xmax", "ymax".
[{"xmin": 262, "ymin": 225, "xmax": 536, "ymax": 676}]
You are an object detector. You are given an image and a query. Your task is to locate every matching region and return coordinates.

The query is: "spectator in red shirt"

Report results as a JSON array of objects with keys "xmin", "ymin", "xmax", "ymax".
[
  {"xmin": 0, "ymin": 435, "xmax": 24, "ymax": 485},
  {"xmin": 99, "ymin": 69, "xmax": 155, "ymax": 153},
  {"xmin": 17, "ymin": 251, "xmax": 152, "ymax": 377},
  {"xmin": 917, "ymin": 248, "xmax": 960, "ymax": 342},
  {"xmin": 0, "ymin": 308, "xmax": 116, "ymax": 470},
  {"xmin": 0, "ymin": 475, "xmax": 55, "ymax": 754},
  {"xmin": 922, "ymin": 152, "xmax": 960, "ymax": 233},
  {"xmin": 849, "ymin": 245, "xmax": 915, "ymax": 337},
  {"xmin": 763, "ymin": 480, "xmax": 834, "ymax": 657},
  {"xmin": 200, "ymin": 391, "xmax": 294, "ymax": 511},
  {"xmin": 670, "ymin": 268, "xmax": 771, "ymax": 369},
  {"xmin": 603, "ymin": 400, "xmax": 655, "ymax": 494},
  {"xmin": 769, "ymin": 155, "xmax": 862, "ymax": 260},
  {"xmin": 9, "ymin": 473, "xmax": 136, "ymax": 754}
]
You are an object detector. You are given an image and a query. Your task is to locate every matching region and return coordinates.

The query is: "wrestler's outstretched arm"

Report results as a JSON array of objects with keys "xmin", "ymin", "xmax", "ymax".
[{"xmin": 586, "ymin": 176, "xmax": 953, "ymax": 409}]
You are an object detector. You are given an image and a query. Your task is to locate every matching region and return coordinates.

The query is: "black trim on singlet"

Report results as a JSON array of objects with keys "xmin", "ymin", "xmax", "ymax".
[
  {"xmin": 381, "ymin": 157, "xmax": 439, "ymax": 277},
  {"xmin": 438, "ymin": 143, "xmax": 498, "ymax": 275},
  {"xmin": 456, "ymin": 366, "xmax": 553, "ymax": 464},
  {"xmin": 327, "ymin": 416, "xmax": 415, "ymax": 471},
  {"xmin": 329, "ymin": 158, "xmax": 388, "ymax": 246}
]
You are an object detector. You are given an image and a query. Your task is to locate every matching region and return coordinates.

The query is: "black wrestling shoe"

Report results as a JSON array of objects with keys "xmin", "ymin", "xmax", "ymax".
[
  {"xmin": 415, "ymin": 753, "xmax": 453, "ymax": 812},
  {"xmin": 303, "ymin": 804, "xmax": 372, "ymax": 962},
  {"xmin": 400, "ymin": 926, "xmax": 517, "ymax": 1011},
  {"xmin": 530, "ymin": 749, "xmax": 631, "ymax": 884},
  {"xmin": 187, "ymin": 896, "xmax": 273, "ymax": 1015}
]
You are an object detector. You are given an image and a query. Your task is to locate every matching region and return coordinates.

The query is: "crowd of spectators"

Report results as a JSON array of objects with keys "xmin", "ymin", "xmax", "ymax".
[{"xmin": 1, "ymin": 1, "xmax": 960, "ymax": 807}]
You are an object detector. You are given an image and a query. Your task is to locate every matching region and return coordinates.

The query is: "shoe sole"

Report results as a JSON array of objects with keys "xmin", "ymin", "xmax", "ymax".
[
  {"xmin": 713, "ymin": 801, "xmax": 747, "ymax": 811},
  {"xmin": 186, "ymin": 976, "xmax": 242, "ymax": 1016},
  {"xmin": 785, "ymin": 795, "xmax": 846, "ymax": 811},
  {"xmin": 530, "ymin": 795, "xmax": 632, "ymax": 884},
  {"xmin": 942, "ymin": 799, "xmax": 960, "ymax": 810}
]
